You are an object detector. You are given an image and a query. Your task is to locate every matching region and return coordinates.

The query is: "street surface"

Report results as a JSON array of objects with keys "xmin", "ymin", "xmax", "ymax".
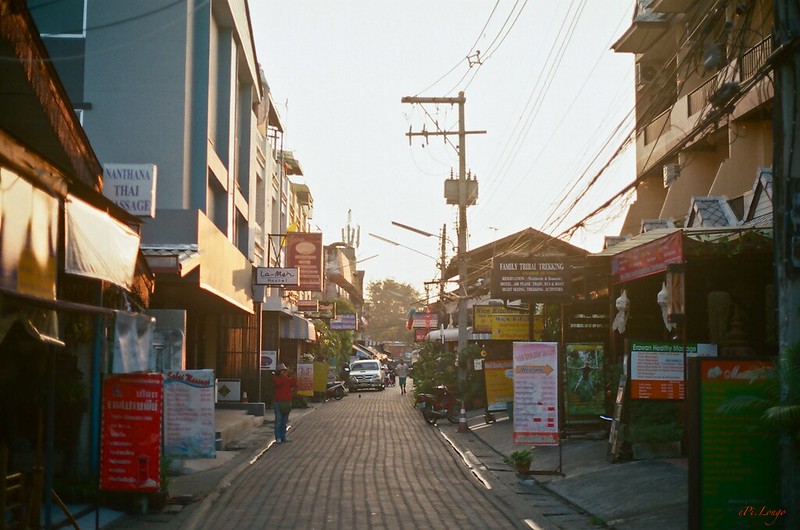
[{"xmin": 109, "ymin": 384, "xmax": 604, "ymax": 529}]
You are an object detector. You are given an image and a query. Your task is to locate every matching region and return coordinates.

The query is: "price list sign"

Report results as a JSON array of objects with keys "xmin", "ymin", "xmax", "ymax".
[
  {"xmin": 100, "ymin": 373, "xmax": 163, "ymax": 492},
  {"xmin": 512, "ymin": 342, "xmax": 559, "ymax": 446}
]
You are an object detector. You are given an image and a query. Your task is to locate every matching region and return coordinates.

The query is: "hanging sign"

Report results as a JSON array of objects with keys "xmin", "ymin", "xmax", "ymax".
[
  {"xmin": 491, "ymin": 258, "xmax": 571, "ymax": 301},
  {"xmin": 255, "ymin": 267, "xmax": 299, "ymax": 286},
  {"xmin": 284, "ymin": 233, "xmax": 323, "ymax": 291}
]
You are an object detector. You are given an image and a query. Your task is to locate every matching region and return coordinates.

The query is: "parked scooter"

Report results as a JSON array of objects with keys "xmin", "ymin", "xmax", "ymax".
[
  {"xmin": 414, "ymin": 385, "xmax": 460, "ymax": 425},
  {"xmin": 326, "ymin": 380, "xmax": 346, "ymax": 400}
]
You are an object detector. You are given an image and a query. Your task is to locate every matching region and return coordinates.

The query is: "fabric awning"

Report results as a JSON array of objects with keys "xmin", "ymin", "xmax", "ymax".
[
  {"xmin": 281, "ymin": 315, "xmax": 316, "ymax": 341},
  {"xmin": 65, "ymin": 195, "xmax": 140, "ymax": 289}
]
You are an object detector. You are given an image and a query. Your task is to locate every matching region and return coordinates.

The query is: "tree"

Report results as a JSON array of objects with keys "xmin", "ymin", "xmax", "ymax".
[
  {"xmin": 314, "ymin": 297, "xmax": 355, "ymax": 367},
  {"xmin": 364, "ymin": 279, "xmax": 420, "ymax": 343}
]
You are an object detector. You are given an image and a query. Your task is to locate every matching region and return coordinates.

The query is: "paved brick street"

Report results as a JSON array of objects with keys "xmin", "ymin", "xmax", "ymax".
[{"xmin": 107, "ymin": 384, "xmax": 602, "ymax": 529}]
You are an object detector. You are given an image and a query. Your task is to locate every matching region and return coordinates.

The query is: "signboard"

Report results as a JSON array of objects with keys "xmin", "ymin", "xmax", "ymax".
[
  {"xmin": 102, "ymin": 163, "xmax": 157, "ymax": 218},
  {"xmin": 473, "ymin": 305, "xmax": 526, "ymax": 333},
  {"xmin": 491, "ymin": 313, "xmax": 544, "ymax": 341},
  {"xmin": 564, "ymin": 343, "xmax": 605, "ymax": 419},
  {"xmin": 611, "ymin": 231, "xmax": 683, "ymax": 283},
  {"xmin": 0, "ymin": 168, "xmax": 58, "ymax": 300},
  {"xmin": 285, "ymin": 232, "xmax": 323, "ymax": 291},
  {"xmin": 691, "ymin": 359, "xmax": 781, "ymax": 529},
  {"xmin": 297, "ymin": 299, "xmax": 319, "ymax": 313},
  {"xmin": 313, "ymin": 361, "xmax": 328, "ymax": 393},
  {"xmin": 411, "ymin": 311, "xmax": 438, "ymax": 329},
  {"xmin": 163, "ymin": 370, "xmax": 215, "ymax": 459},
  {"xmin": 296, "ymin": 363, "xmax": 314, "ymax": 397},
  {"xmin": 414, "ymin": 328, "xmax": 429, "ymax": 342},
  {"xmin": 260, "ymin": 350, "xmax": 277, "ymax": 371},
  {"xmin": 100, "ymin": 373, "xmax": 163, "ymax": 491},
  {"xmin": 491, "ymin": 258, "xmax": 572, "ymax": 301},
  {"xmin": 255, "ymin": 267, "xmax": 299, "ymax": 286},
  {"xmin": 318, "ymin": 301, "xmax": 336, "ymax": 318},
  {"xmin": 630, "ymin": 342, "xmax": 717, "ymax": 400},
  {"xmin": 512, "ymin": 342, "xmax": 559, "ymax": 445},
  {"xmin": 484, "ymin": 359, "xmax": 513, "ymax": 412},
  {"xmin": 330, "ymin": 313, "xmax": 358, "ymax": 330},
  {"xmin": 216, "ymin": 378, "xmax": 241, "ymax": 402}
]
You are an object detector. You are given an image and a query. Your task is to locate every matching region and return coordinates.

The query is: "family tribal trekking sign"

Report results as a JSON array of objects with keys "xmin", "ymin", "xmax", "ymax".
[{"xmin": 491, "ymin": 258, "xmax": 571, "ymax": 302}]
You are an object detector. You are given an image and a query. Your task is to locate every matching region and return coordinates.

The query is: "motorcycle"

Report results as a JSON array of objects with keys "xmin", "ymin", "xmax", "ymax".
[
  {"xmin": 326, "ymin": 380, "xmax": 346, "ymax": 400},
  {"xmin": 414, "ymin": 385, "xmax": 460, "ymax": 425}
]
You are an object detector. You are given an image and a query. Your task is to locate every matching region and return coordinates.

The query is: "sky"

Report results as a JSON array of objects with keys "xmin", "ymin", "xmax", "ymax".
[{"xmin": 249, "ymin": 1, "xmax": 637, "ymax": 298}]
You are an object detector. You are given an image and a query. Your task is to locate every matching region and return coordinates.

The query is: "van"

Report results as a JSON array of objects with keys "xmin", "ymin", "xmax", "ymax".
[{"xmin": 348, "ymin": 360, "xmax": 385, "ymax": 391}]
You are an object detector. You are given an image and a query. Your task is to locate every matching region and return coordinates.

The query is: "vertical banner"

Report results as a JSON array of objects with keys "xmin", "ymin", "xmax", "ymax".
[
  {"xmin": 513, "ymin": 342, "xmax": 560, "ymax": 445},
  {"xmin": 483, "ymin": 359, "xmax": 514, "ymax": 412},
  {"xmin": 163, "ymin": 370, "xmax": 216, "ymax": 459},
  {"xmin": 693, "ymin": 359, "xmax": 781, "ymax": 529},
  {"xmin": 296, "ymin": 363, "xmax": 314, "ymax": 397},
  {"xmin": 100, "ymin": 373, "xmax": 163, "ymax": 492},
  {"xmin": 564, "ymin": 343, "xmax": 605, "ymax": 420},
  {"xmin": 285, "ymin": 232, "xmax": 323, "ymax": 291}
]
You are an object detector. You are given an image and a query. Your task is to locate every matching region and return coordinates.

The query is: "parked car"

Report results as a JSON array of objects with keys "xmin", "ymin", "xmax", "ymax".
[{"xmin": 348, "ymin": 360, "xmax": 385, "ymax": 391}]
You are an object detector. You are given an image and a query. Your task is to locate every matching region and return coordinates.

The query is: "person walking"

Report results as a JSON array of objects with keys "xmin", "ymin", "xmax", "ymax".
[
  {"xmin": 395, "ymin": 358, "xmax": 410, "ymax": 394},
  {"xmin": 273, "ymin": 363, "xmax": 296, "ymax": 443}
]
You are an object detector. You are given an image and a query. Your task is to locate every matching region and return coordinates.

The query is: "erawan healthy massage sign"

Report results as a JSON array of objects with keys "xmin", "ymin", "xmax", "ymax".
[{"xmin": 102, "ymin": 163, "xmax": 157, "ymax": 218}]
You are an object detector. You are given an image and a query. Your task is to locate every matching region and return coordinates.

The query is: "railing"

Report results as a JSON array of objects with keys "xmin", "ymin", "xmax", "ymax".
[
  {"xmin": 687, "ymin": 74, "xmax": 717, "ymax": 116},
  {"xmin": 740, "ymin": 36, "xmax": 772, "ymax": 81},
  {"xmin": 644, "ymin": 108, "xmax": 671, "ymax": 145}
]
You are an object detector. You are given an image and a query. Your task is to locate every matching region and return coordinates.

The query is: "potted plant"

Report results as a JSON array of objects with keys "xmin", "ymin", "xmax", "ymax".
[{"xmin": 503, "ymin": 448, "xmax": 534, "ymax": 475}]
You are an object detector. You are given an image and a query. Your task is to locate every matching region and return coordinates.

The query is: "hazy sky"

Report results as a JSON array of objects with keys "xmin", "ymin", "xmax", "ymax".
[{"xmin": 250, "ymin": 1, "xmax": 636, "ymax": 298}]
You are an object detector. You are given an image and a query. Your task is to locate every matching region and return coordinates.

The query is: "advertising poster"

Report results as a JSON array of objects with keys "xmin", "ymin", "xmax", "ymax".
[
  {"xmin": 695, "ymin": 359, "xmax": 780, "ymax": 529},
  {"xmin": 296, "ymin": 363, "xmax": 314, "ymax": 397},
  {"xmin": 100, "ymin": 373, "xmax": 163, "ymax": 492},
  {"xmin": 313, "ymin": 361, "xmax": 328, "ymax": 393},
  {"xmin": 512, "ymin": 342, "xmax": 559, "ymax": 446},
  {"xmin": 163, "ymin": 370, "xmax": 216, "ymax": 459},
  {"xmin": 483, "ymin": 359, "xmax": 513, "ymax": 412},
  {"xmin": 564, "ymin": 343, "xmax": 605, "ymax": 419}
]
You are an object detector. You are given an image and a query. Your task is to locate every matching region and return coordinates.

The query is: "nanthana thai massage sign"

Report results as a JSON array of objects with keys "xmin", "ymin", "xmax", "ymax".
[
  {"xmin": 100, "ymin": 373, "xmax": 162, "ymax": 492},
  {"xmin": 491, "ymin": 258, "xmax": 571, "ymax": 302},
  {"xmin": 483, "ymin": 359, "xmax": 514, "ymax": 412},
  {"xmin": 163, "ymin": 370, "xmax": 215, "ymax": 459},
  {"xmin": 696, "ymin": 359, "xmax": 781, "ymax": 529},
  {"xmin": 512, "ymin": 342, "xmax": 559, "ymax": 445}
]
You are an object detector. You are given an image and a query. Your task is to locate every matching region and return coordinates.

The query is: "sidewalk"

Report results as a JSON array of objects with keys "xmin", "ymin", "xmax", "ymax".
[{"xmin": 444, "ymin": 409, "xmax": 689, "ymax": 530}]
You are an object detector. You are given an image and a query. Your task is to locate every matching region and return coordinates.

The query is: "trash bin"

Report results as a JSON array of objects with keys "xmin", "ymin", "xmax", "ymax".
[{"xmin": 506, "ymin": 401, "xmax": 513, "ymax": 421}]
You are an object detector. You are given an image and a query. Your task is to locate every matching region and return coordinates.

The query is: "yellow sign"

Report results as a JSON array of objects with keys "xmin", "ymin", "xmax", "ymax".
[
  {"xmin": 484, "ymin": 360, "xmax": 513, "ymax": 411},
  {"xmin": 473, "ymin": 305, "xmax": 527, "ymax": 333},
  {"xmin": 491, "ymin": 314, "xmax": 543, "ymax": 341}
]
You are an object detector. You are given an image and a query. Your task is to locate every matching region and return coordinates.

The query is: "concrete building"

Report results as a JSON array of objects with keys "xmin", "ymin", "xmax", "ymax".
[{"xmin": 28, "ymin": 0, "xmax": 318, "ymax": 401}]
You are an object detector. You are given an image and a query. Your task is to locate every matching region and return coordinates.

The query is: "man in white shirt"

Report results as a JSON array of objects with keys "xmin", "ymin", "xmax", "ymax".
[{"xmin": 394, "ymin": 358, "xmax": 410, "ymax": 394}]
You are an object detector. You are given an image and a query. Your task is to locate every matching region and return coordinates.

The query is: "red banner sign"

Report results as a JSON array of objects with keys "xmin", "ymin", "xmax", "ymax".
[
  {"xmin": 100, "ymin": 373, "xmax": 163, "ymax": 492},
  {"xmin": 285, "ymin": 233, "xmax": 323, "ymax": 291},
  {"xmin": 611, "ymin": 231, "xmax": 683, "ymax": 283}
]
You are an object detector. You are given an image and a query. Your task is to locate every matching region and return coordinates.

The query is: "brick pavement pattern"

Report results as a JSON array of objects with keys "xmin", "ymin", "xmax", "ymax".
[{"xmin": 181, "ymin": 388, "xmax": 529, "ymax": 530}]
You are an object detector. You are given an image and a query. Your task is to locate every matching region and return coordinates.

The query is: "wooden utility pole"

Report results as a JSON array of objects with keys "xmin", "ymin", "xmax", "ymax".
[
  {"xmin": 401, "ymin": 92, "xmax": 485, "ymax": 355},
  {"xmin": 774, "ymin": 1, "xmax": 800, "ymax": 524}
]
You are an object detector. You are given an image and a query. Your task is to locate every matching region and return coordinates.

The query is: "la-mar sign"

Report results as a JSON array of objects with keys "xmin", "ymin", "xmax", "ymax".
[{"xmin": 256, "ymin": 267, "xmax": 299, "ymax": 286}]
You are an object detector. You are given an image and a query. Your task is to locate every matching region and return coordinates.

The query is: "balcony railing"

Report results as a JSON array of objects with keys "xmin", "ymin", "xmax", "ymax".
[
  {"xmin": 740, "ymin": 36, "xmax": 771, "ymax": 81},
  {"xmin": 687, "ymin": 74, "xmax": 717, "ymax": 116},
  {"xmin": 644, "ymin": 108, "xmax": 671, "ymax": 145}
]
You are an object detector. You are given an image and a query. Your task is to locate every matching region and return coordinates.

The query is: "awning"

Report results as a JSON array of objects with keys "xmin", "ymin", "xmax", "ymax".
[
  {"xmin": 65, "ymin": 195, "xmax": 140, "ymax": 289},
  {"xmin": 281, "ymin": 315, "xmax": 316, "ymax": 342},
  {"xmin": 141, "ymin": 244, "xmax": 201, "ymax": 277}
]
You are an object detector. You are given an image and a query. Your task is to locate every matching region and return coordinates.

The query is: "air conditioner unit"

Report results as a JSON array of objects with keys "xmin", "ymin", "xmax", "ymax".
[
  {"xmin": 663, "ymin": 163, "xmax": 680, "ymax": 188},
  {"xmin": 635, "ymin": 63, "xmax": 657, "ymax": 90}
]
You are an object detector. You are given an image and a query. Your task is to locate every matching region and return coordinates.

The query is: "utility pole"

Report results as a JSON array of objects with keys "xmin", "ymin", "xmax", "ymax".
[
  {"xmin": 439, "ymin": 223, "xmax": 447, "ymax": 311},
  {"xmin": 773, "ymin": 1, "xmax": 800, "ymax": 524},
  {"xmin": 400, "ymin": 92, "xmax": 485, "ymax": 356}
]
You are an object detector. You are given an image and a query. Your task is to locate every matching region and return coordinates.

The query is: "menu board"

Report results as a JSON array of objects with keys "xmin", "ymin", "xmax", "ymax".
[
  {"xmin": 630, "ymin": 342, "xmax": 716, "ymax": 399},
  {"xmin": 100, "ymin": 373, "xmax": 163, "ymax": 492},
  {"xmin": 512, "ymin": 342, "xmax": 559, "ymax": 446},
  {"xmin": 163, "ymin": 370, "xmax": 215, "ymax": 459},
  {"xmin": 483, "ymin": 359, "xmax": 513, "ymax": 412},
  {"xmin": 695, "ymin": 359, "xmax": 781, "ymax": 529}
]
